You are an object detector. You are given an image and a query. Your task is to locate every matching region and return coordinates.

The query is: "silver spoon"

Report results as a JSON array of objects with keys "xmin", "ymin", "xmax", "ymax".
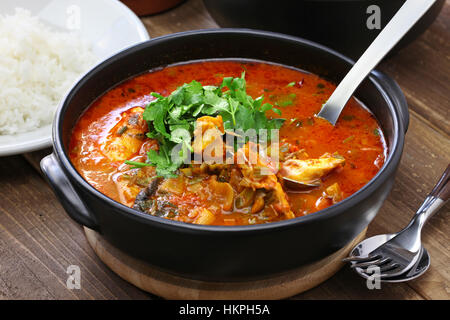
[
  {"xmin": 344, "ymin": 164, "xmax": 449, "ymax": 280},
  {"xmin": 282, "ymin": 176, "xmax": 320, "ymax": 191},
  {"xmin": 348, "ymin": 234, "xmax": 430, "ymax": 283},
  {"xmin": 317, "ymin": 0, "xmax": 437, "ymax": 125}
]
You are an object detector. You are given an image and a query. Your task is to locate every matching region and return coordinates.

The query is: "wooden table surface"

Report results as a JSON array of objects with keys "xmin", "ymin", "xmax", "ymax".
[{"xmin": 0, "ymin": 0, "xmax": 448, "ymax": 300}]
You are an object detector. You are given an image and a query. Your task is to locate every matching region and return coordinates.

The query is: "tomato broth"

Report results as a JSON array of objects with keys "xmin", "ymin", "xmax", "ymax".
[{"xmin": 69, "ymin": 60, "xmax": 386, "ymax": 225}]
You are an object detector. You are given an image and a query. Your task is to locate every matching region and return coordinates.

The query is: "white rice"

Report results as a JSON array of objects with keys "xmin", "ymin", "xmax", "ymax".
[{"xmin": 0, "ymin": 8, "xmax": 96, "ymax": 135}]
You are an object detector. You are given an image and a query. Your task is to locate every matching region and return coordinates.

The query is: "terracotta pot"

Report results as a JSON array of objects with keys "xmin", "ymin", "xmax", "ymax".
[{"xmin": 121, "ymin": 0, "xmax": 185, "ymax": 16}]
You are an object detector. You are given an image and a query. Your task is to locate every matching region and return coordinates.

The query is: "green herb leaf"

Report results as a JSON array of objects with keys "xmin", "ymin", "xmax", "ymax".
[
  {"xmin": 135, "ymin": 74, "xmax": 285, "ymax": 177},
  {"xmin": 342, "ymin": 115, "xmax": 355, "ymax": 121},
  {"xmin": 343, "ymin": 135, "xmax": 355, "ymax": 144},
  {"xmin": 124, "ymin": 160, "xmax": 152, "ymax": 169}
]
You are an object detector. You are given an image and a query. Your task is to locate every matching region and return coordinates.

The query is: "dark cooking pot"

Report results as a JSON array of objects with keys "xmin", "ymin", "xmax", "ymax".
[
  {"xmin": 41, "ymin": 29, "xmax": 408, "ymax": 281},
  {"xmin": 203, "ymin": 0, "xmax": 445, "ymax": 60}
]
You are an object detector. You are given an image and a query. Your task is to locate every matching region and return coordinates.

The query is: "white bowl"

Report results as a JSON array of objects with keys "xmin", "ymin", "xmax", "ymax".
[{"xmin": 0, "ymin": 0, "xmax": 150, "ymax": 156}]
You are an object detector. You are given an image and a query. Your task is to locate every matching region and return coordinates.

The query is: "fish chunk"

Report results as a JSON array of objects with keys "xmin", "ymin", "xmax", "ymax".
[
  {"xmin": 237, "ymin": 142, "xmax": 294, "ymax": 219},
  {"xmin": 325, "ymin": 182, "xmax": 343, "ymax": 204},
  {"xmin": 192, "ymin": 115, "xmax": 224, "ymax": 154},
  {"xmin": 280, "ymin": 153, "xmax": 345, "ymax": 185},
  {"xmin": 237, "ymin": 142, "xmax": 278, "ymax": 190},
  {"xmin": 102, "ymin": 107, "xmax": 148, "ymax": 161},
  {"xmin": 269, "ymin": 183, "xmax": 295, "ymax": 219},
  {"xmin": 192, "ymin": 208, "xmax": 216, "ymax": 225}
]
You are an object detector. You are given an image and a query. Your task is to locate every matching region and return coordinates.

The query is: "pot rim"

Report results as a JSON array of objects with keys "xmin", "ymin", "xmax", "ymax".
[{"xmin": 52, "ymin": 28, "xmax": 405, "ymax": 234}]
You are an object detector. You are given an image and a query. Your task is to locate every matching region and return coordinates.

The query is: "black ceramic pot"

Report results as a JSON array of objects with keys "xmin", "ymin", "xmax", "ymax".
[
  {"xmin": 203, "ymin": 0, "xmax": 445, "ymax": 60},
  {"xmin": 41, "ymin": 29, "xmax": 408, "ymax": 281}
]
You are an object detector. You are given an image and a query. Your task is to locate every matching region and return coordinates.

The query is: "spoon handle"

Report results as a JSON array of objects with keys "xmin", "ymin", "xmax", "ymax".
[
  {"xmin": 318, "ymin": 0, "xmax": 436, "ymax": 125},
  {"xmin": 414, "ymin": 164, "xmax": 449, "ymax": 228}
]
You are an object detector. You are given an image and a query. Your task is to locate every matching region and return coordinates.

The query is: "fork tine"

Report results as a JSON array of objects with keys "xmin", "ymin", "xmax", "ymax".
[
  {"xmin": 342, "ymin": 254, "xmax": 380, "ymax": 263},
  {"xmin": 380, "ymin": 265, "xmax": 405, "ymax": 278},
  {"xmin": 357, "ymin": 262, "xmax": 401, "ymax": 279},
  {"xmin": 358, "ymin": 261, "xmax": 399, "ymax": 274},
  {"xmin": 406, "ymin": 248, "xmax": 425, "ymax": 277},
  {"xmin": 350, "ymin": 257, "xmax": 391, "ymax": 269},
  {"xmin": 379, "ymin": 262, "xmax": 400, "ymax": 272}
]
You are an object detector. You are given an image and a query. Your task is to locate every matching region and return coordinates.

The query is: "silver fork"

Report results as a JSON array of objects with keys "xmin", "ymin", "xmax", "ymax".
[{"xmin": 343, "ymin": 164, "xmax": 449, "ymax": 278}]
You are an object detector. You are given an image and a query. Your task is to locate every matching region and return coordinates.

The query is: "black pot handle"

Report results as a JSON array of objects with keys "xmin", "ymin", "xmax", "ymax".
[
  {"xmin": 372, "ymin": 70, "xmax": 409, "ymax": 133},
  {"xmin": 41, "ymin": 153, "xmax": 99, "ymax": 230}
]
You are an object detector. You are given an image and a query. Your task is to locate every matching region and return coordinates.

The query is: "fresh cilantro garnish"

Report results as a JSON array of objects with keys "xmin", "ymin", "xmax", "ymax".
[
  {"xmin": 126, "ymin": 73, "xmax": 285, "ymax": 177},
  {"xmin": 124, "ymin": 160, "xmax": 152, "ymax": 169},
  {"xmin": 269, "ymin": 93, "xmax": 296, "ymax": 108}
]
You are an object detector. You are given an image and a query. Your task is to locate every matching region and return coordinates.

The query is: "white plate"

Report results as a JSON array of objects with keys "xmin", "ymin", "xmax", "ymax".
[{"xmin": 0, "ymin": 0, "xmax": 150, "ymax": 157}]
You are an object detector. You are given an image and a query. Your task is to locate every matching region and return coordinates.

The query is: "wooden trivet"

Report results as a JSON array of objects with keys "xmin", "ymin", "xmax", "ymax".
[{"xmin": 84, "ymin": 227, "xmax": 366, "ymax": 299}]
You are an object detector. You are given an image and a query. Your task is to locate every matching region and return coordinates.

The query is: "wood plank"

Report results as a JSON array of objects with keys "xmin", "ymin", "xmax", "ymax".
[
  {"xmin": 141, "ymin": 0, "xmax": 218, "ymax": 38},
  {"xmin": 1, "ymin": 0, "xmax": 448, "ymax": 300},
  {"xmin": 378, "ymin": 3, "xmax": 450, "ymax": 136},
  {"xmin": 0, "ymin": 234, "xmax": 58, "ymax": 300}
]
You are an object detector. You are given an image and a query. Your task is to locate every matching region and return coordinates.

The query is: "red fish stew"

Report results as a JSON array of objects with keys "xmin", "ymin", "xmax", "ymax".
[{"xmin": 69, "ymin": 60, "xmax": 387, "ymax": 226}]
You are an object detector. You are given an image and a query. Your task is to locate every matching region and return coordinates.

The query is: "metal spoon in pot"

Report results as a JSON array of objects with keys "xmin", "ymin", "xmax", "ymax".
[
  {"xmin": 281, "ymin": 177, "xmax": 321, "ymax": 191},
  {"xmin": 317, "ymin": 0, "xmax": 437, "ymax": 125}
]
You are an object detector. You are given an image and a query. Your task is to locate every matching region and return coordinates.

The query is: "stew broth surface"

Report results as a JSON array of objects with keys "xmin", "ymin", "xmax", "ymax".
[{"xmin": 69, "ymin": 60, "xmax": 387, "ymax": 226}]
